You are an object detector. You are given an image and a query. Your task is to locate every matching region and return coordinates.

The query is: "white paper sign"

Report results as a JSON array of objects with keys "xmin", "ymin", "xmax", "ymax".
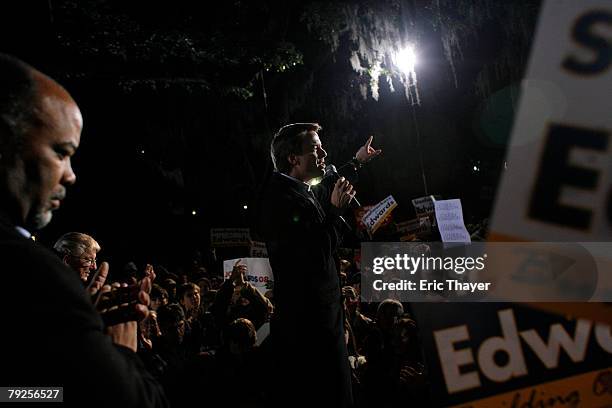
[
  {"xmin": 223, "ymin": 257, "xmax": 274, "ymax": 295},
  {"xmin": 434, "ymin": 199, "xmax": 471, "ymax": 243}
]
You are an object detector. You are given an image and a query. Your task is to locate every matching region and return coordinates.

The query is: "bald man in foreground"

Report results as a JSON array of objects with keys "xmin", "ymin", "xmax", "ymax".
[{"xmin": 0, "ymin": 53, "xmax": 167, "ymax": 406}]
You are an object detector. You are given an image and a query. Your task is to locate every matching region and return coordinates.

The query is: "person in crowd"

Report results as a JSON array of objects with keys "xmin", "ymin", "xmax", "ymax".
[
  {"xmin": 361, "ymin": 315, "xmax": 429, "ymax": 407},
  {"xmin": 177, "ymin": 282, "xmax": 208, "ymax": 353},
  {"xmin": 345, "ymin": 317, "xmax": 367, "ymax": 402},
  {"xmin": 151, "ymin": 283, "xmax": 169, "ymax": 311},
  {"xmin": 377, "ymin": 299, "xmax": 404, "ymax": 330},
  {"xmin": 339, "ymin": 258, "xmax": 352, "ymax": 286},
  {"xmin": 391, "ymin": 316, "xmax": 428, "ymax": 405},
  {"xmin": 161, "ymin": 277, "xmax": 178, "ymax": 303},
  {"xmin": 137, "ymin": 309, "xmax": 167, "ymax": 381},
  {"xmin": 210, "ymin": 259, "xmax": 271, "ymax": 330},
  {"xmin": 361, "ymin": 300, "xmax": 405, "ymax": 377},
  {"xmin": 154, "ymin": 303, "xmax": 190, "ymax": 405},
  {"xmin": 258, "ymin": 123, "xmax": 381, "ymax": 407},
  {"xmin": 343, "ymin": 285, "xmax": 375, "ymax": 353},
  {"xmin": 139, "ymin": 310, "xmax": 162, "ymax": 351},
  {"xmin": 53, "ymin": 231, "xmax": 101, "ymax": 284},
  {"xmin": 122, "ymin": 261, "xmax": 139, "ymax": 284},
  {"xmin": 201, "ymin": 288, "xmax": 217, "ymax": 312},
  {"xmin": 360, "ymin": 300, "xmax": 406, "ymax": 405},
  {"xmin": 155, "ymin": 303, "xmax": 187, "ymax": 366},
  {"xmin": 178, "ymin": 282, "xmax": 201, "ymax": 323},
  {"xmin": 196, "ymin": 276, "xmax": 212, "ymax": 296},
  {"xmin": 0, "ymin": 53, "xmax": 167, "ymax": 406},
  {"xmin": 198, "ymin": 317, "xmax": 267, "ymax": 407}
]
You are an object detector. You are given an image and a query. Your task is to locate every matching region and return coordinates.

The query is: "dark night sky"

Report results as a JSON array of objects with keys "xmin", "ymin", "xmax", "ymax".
[{"xmin": 0, "ymin": 0, "xmax": 541, "ymax": 271}]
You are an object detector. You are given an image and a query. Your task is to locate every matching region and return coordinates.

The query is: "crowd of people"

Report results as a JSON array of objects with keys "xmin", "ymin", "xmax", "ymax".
[
  {"xmin": 57, "ymin": 233, "xmax": 431, "ymax": 407},
  {"xmin": 0, "ymin": 53, "xmax": 431, "ymax": 407}
]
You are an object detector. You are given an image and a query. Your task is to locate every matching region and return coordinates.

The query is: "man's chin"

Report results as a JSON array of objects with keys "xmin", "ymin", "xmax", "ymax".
[{"xmin": 27, "ymin": 210, "xmax": 52, "ymax": 231}]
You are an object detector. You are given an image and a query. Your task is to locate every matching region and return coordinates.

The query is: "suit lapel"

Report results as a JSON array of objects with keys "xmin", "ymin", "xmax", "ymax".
[{"xmin": 275, "ymin": 173, "xmax": 326, "ymax": 221}]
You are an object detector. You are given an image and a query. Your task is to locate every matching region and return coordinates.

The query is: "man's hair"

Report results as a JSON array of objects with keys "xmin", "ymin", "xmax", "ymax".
[
  {"xmin": 157, "ymin": 303, "xmax": 185, "ymax": 330},
  {"xmin": 376, "ymin": 299, "xmax": 404, "ymax": 321},
  {"xmin": 151, "ymin": 284, "xmax": 169, "ymax": 301},
  {"xmin": 53, "ymin": 232, "xmax": 101, "ymax": 258},
  {"xmin": 177, "ymin": 282, "xmax": 200, "ymax": 302},
  {"xmin": 225, "ymin": 317, "xmax": 257, "ymax": 349},
  {"xmin": 0, "ymin": 53, "xmax": 39, "ymax": 153},
  {"xmin": 196, "ymin": 277, "xmax": 211, "ymax": 292},
  {"xmin": 395, "ymin": 315, "xmax": 417, "ymax": 337},
  {"xmin": 270, "ymin": 123, "xmax": 321, "ymax": 174}
]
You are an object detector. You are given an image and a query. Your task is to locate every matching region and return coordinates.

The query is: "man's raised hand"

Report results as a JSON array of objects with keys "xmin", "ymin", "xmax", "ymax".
[
  {"xmin": 355, "ymin": 135, "xmax": 382, "ymax": 164},
  {"xmin": 231, "ymin": 259, "xmax": 247, "ymax": 286}
]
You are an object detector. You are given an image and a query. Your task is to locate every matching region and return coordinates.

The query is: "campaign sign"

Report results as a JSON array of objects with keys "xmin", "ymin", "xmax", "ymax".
[
  {"xmin": 410, "ymin": 303, "xmax": 612, "ymax": 407},
  {"xmin": 491, "ymin": 0, "xmax": 612, "ymax": 241},
  {"xmin": 395, "ymin": 217, "xmax": 431, "ymax": 239},
  {"xmin": 412, "ymin": 195, "xmax": 437, "ymax": 219},
  {"xmin": 249, "ymin": 241, "xmax": 268, "ymax": 258},
  {"xmin": 211, "ymin": 228, "xmax": 251, "ymax": 247},
  {"xmin": 354, "ymin": 205, "xmax": 375, "ymax": 230},
  {"xmin": 363, "ymin": 195, "xmax": 398, "ymax": 234},
  {"xmin": 488, "ymin": 0, "xmax": 612, "ymax": 323},
  {"xmin": 222, "ymin": 257, "xmax": 274, "ymax": 295}
]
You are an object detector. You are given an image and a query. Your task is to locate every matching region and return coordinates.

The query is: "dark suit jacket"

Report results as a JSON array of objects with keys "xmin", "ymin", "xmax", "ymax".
[
  {"xmin": 0, "ymin": 213, "xmax": 168, "ymax": 407},
  {"xmin": 259, "ymin": 172, "xmax": 353, "ymax": 407}
]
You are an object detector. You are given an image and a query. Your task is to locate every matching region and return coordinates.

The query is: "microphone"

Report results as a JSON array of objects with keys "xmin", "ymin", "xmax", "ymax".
[{"xmin": 324, "ymin": 164, "xmax": 362, "ymax": 207}]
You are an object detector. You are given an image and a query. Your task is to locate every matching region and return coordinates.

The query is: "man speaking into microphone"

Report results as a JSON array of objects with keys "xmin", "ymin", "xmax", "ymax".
[{"xmin": 258, "ymin": 123, "xmax": 380, "ymax": 407}]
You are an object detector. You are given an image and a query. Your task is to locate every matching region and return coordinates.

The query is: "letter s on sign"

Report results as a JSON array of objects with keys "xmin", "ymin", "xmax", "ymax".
[{"xmin": 562, "ymin": 10, "xmax": 612, "ymax": 76}]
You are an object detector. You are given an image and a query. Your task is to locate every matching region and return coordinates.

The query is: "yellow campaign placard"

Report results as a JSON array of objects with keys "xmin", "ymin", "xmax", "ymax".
[{"xmin": 450, "ymin": 368, "xmax": 612, "ymax": 408}]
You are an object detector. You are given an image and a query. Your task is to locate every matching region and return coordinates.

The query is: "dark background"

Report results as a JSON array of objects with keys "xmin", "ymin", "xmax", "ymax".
[{"xmin": 0, "ymin": 0, "xmax": 541, "ymax": 271}]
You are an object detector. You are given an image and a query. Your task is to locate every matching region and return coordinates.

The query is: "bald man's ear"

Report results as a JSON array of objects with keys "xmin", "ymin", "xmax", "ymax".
[{"xmin": 62, "ymin": 254, "xmax": 71, "ymax": 265}]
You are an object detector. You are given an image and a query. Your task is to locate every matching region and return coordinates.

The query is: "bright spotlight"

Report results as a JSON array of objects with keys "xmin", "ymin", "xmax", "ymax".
[
  {"xmin": 243, "ymin": 205, "xmax": 248, "ymax": 210},
  {"xmin": 394, "ymin": 46, "xmax": 417, "ymax": 75},
  {"xmin": 191, "ymin": 210, "xmax": 197, "ymax": 215}
]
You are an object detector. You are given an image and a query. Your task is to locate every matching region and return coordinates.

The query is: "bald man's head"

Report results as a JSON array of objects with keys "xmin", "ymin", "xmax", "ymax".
[
  {"xmin": 0, "ymin": 53, "xmax": 82, "ymax": 230},
  {"xmin": 0, "ymin": 54, "xmax": 39, "ymax": 151}
]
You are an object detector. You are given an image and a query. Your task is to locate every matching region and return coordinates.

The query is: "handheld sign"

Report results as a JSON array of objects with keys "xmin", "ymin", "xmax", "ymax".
[
  {"xmin": 211, "ymin": 228, "xmax": 251, "ymax": 247},
  {"xmin": 412, "ymin": 195, "xmax": 437, "ymax": 220},
  {"xmin": 223, "ymin": 257, "xmax": 274, "ymax": 295},
  {"xmin": 362, "ymin": 195, "xmax": 398, "ymax": 234},
  {"xmin": 434, "ymin": 199, "xmax": 471, "ymax": 243},
  {"xmin": 489, "ymin": 0, "xmax": 612, "ymax": 322}
]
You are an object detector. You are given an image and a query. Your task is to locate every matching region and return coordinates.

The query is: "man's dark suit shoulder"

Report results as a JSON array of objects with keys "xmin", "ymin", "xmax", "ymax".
[{"xmin": 0, "ymin": 222, "xmax": 168, "ymax": 407}]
